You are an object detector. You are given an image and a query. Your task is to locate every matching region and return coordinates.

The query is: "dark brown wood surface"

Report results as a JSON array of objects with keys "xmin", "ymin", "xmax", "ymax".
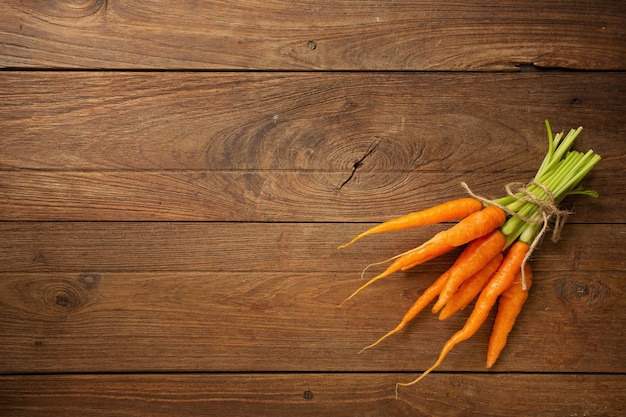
[
  {"xmin": 0, "ymin": 374, "xmax": 624, "ymax": 417},
  {"xmin": 1, "ymin": 0, "xmax": 624, "ymax": 70},
  {"xmin": 1, "ymin": 1, "xmax": 625, "ymax": 416}
]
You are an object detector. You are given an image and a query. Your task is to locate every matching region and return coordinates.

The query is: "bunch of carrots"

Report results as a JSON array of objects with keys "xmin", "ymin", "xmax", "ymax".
[{"xmin": 338, "ymin": 121, "xmax": 600, "ymax": 394}]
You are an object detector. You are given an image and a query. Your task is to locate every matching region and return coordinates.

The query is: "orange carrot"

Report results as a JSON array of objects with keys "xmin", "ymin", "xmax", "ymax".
[
  {"xmin": 431, "ymin": 229, "xmax": 506, "ymax": 314},
  {"xmin": 398, "ymin": 242, "xmax": 456, "ymax": 272},
  {"xmin": 426, "ymin": 205, "xmax": 506, "ymax": 248},
  {"xmin": 341, "ymin": 206, "xmax": 505, "ymax": 306},
  {"xmin": 396, "ymin": 241, "xmax": 529, "ymax": 390},
  {"xmin": 359, "ymin": 270, "xmax": 451, "ymax": 353},
  {"xmin": 338, "ymin": 198, "xmax": 483, "ymax": 249},
  {"xmin": 437, "ymin": 252, "xmax": 503, "ymax": 320},
  {"xmin": 398, "ymin": 206, "xmax": 505, "ymax": 273},
  {"xmin": 486, "ymin": 263, "xmax": 533, "ymax": 368},
  {"xmin": 339, "ymin": 241, "xmax": 454, "ymax": 306}
]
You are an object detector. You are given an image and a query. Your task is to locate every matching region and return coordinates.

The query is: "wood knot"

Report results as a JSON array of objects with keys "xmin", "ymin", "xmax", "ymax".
[
  {"xmin": 46, "ymin": 282, "xmax": 85, "ymax": 314},
  {"xmin": 16, "ymin": 277, "xmax": 93, "ymax": 316},
  {"xmin": 47, "ymin": 0, "xmax": 106, "ymax": 18},
  {"xmin": 555, "ymin": 278, "xmax": 611, "ymax": 309},
  {"xmin": 62, "ymin": 0, "xmax": 104, "ymax": 9}
]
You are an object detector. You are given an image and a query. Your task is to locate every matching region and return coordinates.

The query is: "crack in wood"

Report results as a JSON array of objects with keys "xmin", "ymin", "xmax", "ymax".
[{"xmin": 338, "ymin": 137, "xmax": 383, "ymax": 190}]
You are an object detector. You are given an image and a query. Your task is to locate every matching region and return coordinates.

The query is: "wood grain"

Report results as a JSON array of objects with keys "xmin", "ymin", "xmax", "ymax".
[
  {"xmin": 0, "ymin": 170, "xmax": 618, "ymax": 222},
  {"xmin": 1, "ymin": 1, "xmax": 624, "ymax": 70},
  {"xmin": 1, "ymin": 72, "xmax": 624, "ymax": 172},
  {"xmin": 0, "ymin": 222, "xmax": 623, "ymax": 273},
  {"xmin": 0, "ymin": 373, "xmax": 623, "ymax": 417},
  {"xmin": 0, "ymin": 269, "xmax": 623, "ymax": 374},
  {"xmin": 1, "ymin": 1, "xmax": 624, "ymax": 415}
]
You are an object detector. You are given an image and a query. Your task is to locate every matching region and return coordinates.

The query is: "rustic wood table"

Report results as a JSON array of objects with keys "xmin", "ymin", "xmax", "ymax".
[{"xmin": 1, "ymin": 1, "xmax": 625, "ymax": 416}]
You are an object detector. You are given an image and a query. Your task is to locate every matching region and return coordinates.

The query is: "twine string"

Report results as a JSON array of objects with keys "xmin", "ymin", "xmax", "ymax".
[{"xmin": 461, "ymin": 181, "xmax": 571, "ymax": 290}]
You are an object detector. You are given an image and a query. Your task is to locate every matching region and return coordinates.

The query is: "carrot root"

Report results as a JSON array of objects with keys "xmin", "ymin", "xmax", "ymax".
[
  {"xmin": 429, "ymin": 205, "xmax": 506, "ymax": 248},
  {"xmin": 337, "ymin": 197, "xmax": 483, "ymax": 249},
  {"xmin": 431, "ymin": 229, "xmax": 506, "ymax": 314},
  {"xmin": 437, "ymin": 252, "xmax": 503, "ymax": 320},
  {"xmin": 486, "ymin": 264, "xmax": 533, "ymax": 368},
  {"xmin": 359, "ymin": 324, "xmax": 404, "ymax": 354}
]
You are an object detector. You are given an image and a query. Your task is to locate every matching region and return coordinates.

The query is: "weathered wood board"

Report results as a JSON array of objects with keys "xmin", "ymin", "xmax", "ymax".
[{"xmin": 1, "ymin": 1, "xmax": 625, "ymax": 416}]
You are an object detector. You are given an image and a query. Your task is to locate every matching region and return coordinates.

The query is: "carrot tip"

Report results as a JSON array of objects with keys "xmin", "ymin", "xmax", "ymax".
[
  {"xmin": 431, "ymin": 302, "xmax": 443, "ymax": 315},
  {"xmin": 395, "ymin": 365, "xmax": 436, "ymax": 393},
  {"xmin": 338, "ymin": 233, "xmax": 368, "ymax": 249},
  {"xmin": 397, "ymin": 372, "xmax": 429, "ymax": 388},
  {"xmin": 359, "ymin": 326, "xmax": 402, "ymax": 354},
  {"xmin": 337, "ymin": 295, "xmax": 353, "ymax": 308},
  {"xmin": 437, "ymin": 310, "xmax": 453, "ymax": 320}
]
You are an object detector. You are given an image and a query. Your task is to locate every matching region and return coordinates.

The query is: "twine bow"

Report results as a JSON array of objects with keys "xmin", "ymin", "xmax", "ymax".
[{"xmin": 461, "ymin": 181, "xmax": 571, "ymax": 290}]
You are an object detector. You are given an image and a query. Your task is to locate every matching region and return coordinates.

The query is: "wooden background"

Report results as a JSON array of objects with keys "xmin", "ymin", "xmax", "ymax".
[{"xmin": 1, "ymin": 1, "xmax": 625, "ymax": 415}]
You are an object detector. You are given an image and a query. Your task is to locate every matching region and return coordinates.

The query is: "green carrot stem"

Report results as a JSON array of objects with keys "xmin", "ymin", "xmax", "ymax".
[{"xmin": 496, "ymin": 121, "xmax": 600, "ymax": 247}]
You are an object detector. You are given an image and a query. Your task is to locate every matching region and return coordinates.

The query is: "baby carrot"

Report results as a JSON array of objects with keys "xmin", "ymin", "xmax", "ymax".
[
  {"xmin": 437, "ymin": 253, "xmax": 503, "ymax": 320},
  {"xmin": 396, "ymin": 241, "xmax": 529, "ymax": 390},
  {"xmin": 359, "ymin": 270, "xmax": 451, "ymax": 353},
  {"xmin": 426, "ymin": 205, "xmax": 506, "ymax": 248},
  {"xmin": 338, "ymin": 198, "xmax": 483, "ymax": 249},
  {"xmin": 398, "ymin": 205, "xmax": 505, "ymax": 273},
  {"xmin": 339, "ymin": 241, "xmax": 454, "ymax": 306},
  {"xmin": 431, "ymin": 229, "xmax": 506, "ymax": 314},
  {"xmin": 486, "ymin": 263, "xmax": 533, "ymax": 368}
]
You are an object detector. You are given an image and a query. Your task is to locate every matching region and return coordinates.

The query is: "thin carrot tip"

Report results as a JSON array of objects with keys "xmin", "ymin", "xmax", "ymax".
[
  {"xmin": 337, "ymin": 295, "xmax": 354, "ymax": 308},
  {"xmin": 359, "ymin": 327, "xmax": 401, "ymax": 353},
  {"xmin": 431, "ymin": 303, "xmax": 443, "ymax": 315}
]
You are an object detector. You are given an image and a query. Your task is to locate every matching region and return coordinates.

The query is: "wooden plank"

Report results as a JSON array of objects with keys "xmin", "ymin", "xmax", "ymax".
[
  {"xmin": 1, "ymin": 1, "xmax": 624, "ymax": 70},
  {"xmin": 0, "ymin": 373, "xmax": 623, "ymax": 417},
  {"xmin": 0, "ymin": 170, "xmax": 617, "ymax": 222},
  {"xmin": 0, "ymin": 223, "xmax": 623, "ymax": 273},
  {"xmin": 1, "ymin": 72, "xmax": 624, "ymax": 172},
  {"xmin": 0, "ymin": 268, "xmax": 623, "ymax": 373},
  {"xmin": 2, "ymin": 3, "xmax": 623, "ymax": 417}
]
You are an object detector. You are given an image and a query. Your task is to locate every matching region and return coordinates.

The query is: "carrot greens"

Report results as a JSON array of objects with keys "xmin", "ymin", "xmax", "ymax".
[{"xmin": 495, "ymin": 121, "xmax": 600, "ymax": 249}]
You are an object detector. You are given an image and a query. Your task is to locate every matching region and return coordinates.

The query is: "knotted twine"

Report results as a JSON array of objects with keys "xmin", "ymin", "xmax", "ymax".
[{"xmin": 460, "ymin": 181, "xmax": 571, "ymax": 290}]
